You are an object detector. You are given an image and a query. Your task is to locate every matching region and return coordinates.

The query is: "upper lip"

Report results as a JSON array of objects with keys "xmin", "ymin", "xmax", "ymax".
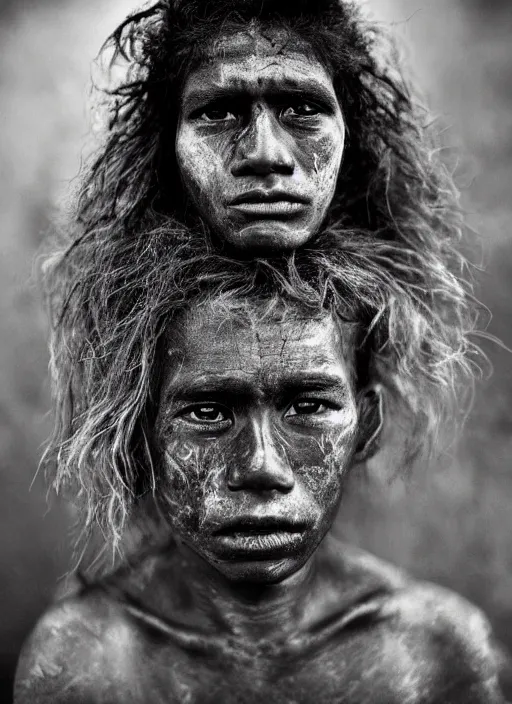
[
  {"xmin": 212, "ymin": 516, "xmax": 308, "ymax": 536},
  {"xmin": 228, "ymin": 190, "xmax": 309, "ymax": 206}
]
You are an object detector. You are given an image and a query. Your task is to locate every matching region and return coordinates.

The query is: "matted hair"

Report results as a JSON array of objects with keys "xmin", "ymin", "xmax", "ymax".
[
  {"xmin": 44, "ymin": 224, "xmax": 483, "ymax": 556},
  {"xmin": 43, "ymin": 0, "xmax": 486, "ymax": 556},
  {"xmin": 81, "ymin": 0, "xmax": 467, "ymax": 263}
]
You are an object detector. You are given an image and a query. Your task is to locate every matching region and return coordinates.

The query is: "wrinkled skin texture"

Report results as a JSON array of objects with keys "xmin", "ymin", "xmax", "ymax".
[
  {"xmin": 176, "ymin": 28, "xmax": 345, "ymax": 251},
  {"xmin": 14, "ymin": 302, "xmax": 509, "ymax": 703},
  {"xmin": 155, "ymin": 302, "xmax": 360, "ymax": 584}
]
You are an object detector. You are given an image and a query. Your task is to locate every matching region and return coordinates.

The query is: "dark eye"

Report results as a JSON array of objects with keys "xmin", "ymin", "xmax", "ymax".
[
  {"xmin": 191, "ymin": 406, "xmax": 225, "ymax": 422},
  {"xmin": 177, "ymin": 403, "xmax": 233, "ymax": 432},
  {"xmin": 199, "ymin": 108, "xmax": 237, "ymax": 123},
  {"xmin": 281, "ymin": 102, "xmax": 321, "ymax": 118},
  {"xmin": 286, "ymin": 400, "xmax": 326, "ymax": 417}
]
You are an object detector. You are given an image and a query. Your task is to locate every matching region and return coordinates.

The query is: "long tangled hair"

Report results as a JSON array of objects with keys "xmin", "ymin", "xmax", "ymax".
[
  {"xmin": 44, "ymin": 226, "xmax": 483, "ymax": 558},
  {"xmin": 43, "ymin": 0, "xmax": 486, "ymax": 558},
  {"xmin": 81, "ymin": 0, "xmax": 466, "ymax": 255}
]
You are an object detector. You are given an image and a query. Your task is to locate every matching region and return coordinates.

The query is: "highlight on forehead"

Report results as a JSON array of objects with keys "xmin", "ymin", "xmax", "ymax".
[
  {"xmin": 206, "ymin": 23, "xmax": 310, "ymax": 59},
  {"xmin": 194, "ymin": 21, "xmax": 324, "ymax": 74}
]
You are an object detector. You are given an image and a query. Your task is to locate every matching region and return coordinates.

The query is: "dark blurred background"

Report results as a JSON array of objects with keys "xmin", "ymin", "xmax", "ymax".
[{"xmin": 0, "ymin": 0, "xmax": 511, "ymax": 701}]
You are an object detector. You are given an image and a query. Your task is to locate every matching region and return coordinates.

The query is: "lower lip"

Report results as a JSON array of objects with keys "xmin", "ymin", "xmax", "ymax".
[
  {"xmin": 213, "ymin": 531, "xmax": 304, "ymax": 559},
  {"xmin": 228, "ymin": 201, "xmax": 306, "ymax": 217}
]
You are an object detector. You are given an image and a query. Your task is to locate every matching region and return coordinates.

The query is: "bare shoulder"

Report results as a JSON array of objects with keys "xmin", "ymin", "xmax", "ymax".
[
  {"xmin": 333, "ymin": 544, "xmax": 505, "ymax": 701},
  {"xmin": 381, "ymin": 579, "xmax": 505, "ymax": 702},
  {"xmin": 388, "ymin": 579, "xmax": 492, "ymax": 639},
  {"xmin": 14, "ymin": 586, "xmax": 137, "ymax": 704}
]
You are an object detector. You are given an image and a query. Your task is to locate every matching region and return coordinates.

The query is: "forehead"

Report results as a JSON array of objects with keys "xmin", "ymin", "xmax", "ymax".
[
  {"xmin": 165, "ymin": 299, "xmax": 356, "ymax": 388},
  {"xmin": 181, "ymin": 28, "xmax": 337, "ymax": 107}
]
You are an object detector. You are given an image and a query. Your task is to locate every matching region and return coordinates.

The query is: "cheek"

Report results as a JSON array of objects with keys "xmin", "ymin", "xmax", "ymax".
[
  {"xmin": 290, "ymin": 421, "xmax": 356, "ymax": 507},
  {"xmin": 296, "ymin": 122, "xmax": 345, "ymax": 208},
  {"xmin": 159, "ymin": 438, "xmax": 226, "ymax": 535},
  {"xmin": 176, "ymin": 125, "xmax": 226, "ymax": 208}
]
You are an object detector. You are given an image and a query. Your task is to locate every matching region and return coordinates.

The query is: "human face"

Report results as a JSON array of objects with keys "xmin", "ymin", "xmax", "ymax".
[
  {"xmin": 156, "ymin": 300, "xmax": 359, "ymax": 584},
  {"xmin": 176, "ymin": 28, "xmax": 345, "ymax": 251}
]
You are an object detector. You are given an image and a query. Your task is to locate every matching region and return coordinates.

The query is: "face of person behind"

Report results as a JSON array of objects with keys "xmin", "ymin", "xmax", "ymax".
[
  {"xmin": 175, "ymin": 27, "xmax": 345, "ymax": 252},
  {"xmin": 156, "ymin": 298, "xmax": 361, "ymax": 585}
]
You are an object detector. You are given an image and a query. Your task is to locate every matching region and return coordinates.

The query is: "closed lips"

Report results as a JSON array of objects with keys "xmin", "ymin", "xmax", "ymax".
[
  {"xmin": 227, "ymin": 192, "xmax": 309, "ymax": 217},
  {"xmin": 230, "ymin": 201, "xmax": 305, "ymax": 216},
  {"xmin": 229, "ymin": 190, "xmax": 308, "ymax": 206},
  {"xmin": 213, "ymin": 517, "xmax": 307, "ymax": 536}
]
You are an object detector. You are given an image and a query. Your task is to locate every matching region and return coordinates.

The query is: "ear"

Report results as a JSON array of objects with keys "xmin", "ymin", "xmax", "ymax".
[{"xmin": 353, "ymin": 384, "xmax": 383, "ymax": 462}]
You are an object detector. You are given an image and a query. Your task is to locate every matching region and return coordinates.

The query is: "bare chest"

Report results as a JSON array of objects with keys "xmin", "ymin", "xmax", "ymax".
[{"xmin": 112, "ymin": 627, "xmax": 426, "ymax": 704}]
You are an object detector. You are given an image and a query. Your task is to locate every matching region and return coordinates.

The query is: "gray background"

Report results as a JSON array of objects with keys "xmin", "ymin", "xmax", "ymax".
[{"xmin": 1, "ymin": 0, "xmax": 511, "ymax": 700}]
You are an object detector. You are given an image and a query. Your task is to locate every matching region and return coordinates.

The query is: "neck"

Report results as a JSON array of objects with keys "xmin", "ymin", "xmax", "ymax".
[{"xmin": 170, "ymin": 540, "xmax": 327, "ymax": 641}]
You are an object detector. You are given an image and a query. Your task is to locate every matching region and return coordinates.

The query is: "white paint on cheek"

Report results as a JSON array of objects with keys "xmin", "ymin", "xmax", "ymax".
[
  {"xmin": 164, "ymin": 449, "xmax": 191, "ymax": 489},
  {"xmin": 177, "ymin": 124, "xmax": 220, "ymax": 202},
  {"xmin": 202, "ymin": 462, "xmax": 233, "ymax": 525},
  {"xmin": 175, "ymin": 443, "xmax": 195, "ymax": 463}
]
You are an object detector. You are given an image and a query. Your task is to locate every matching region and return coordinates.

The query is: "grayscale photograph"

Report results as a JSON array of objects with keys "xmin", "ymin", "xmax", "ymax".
[{"xmin": 1, "ymin": 0, "xmax": 511, "ymax": 702}]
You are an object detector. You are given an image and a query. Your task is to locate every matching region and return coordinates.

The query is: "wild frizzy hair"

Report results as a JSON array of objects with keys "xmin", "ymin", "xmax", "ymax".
[
  {"xmin": 42, "ymin": 224, "xmax": 485, "ymax": 561},
  {"xmin": 41, "ymin": 0, "xmax": 488, "ymax": 562}
]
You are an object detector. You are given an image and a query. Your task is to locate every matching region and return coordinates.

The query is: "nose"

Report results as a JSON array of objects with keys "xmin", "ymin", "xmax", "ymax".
[
  {"xmin": 231, "ymin": 107, "xmax": 295, "ymax": 177},
  {"xmin": 227, "ymin": 414, "xmax": 295, "ymax": 493}
]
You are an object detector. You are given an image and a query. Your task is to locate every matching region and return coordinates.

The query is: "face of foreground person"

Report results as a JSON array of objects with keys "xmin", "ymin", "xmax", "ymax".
[
  {"xmin": 175, "ymin": 27, "xmax": 345, "ymax": 251},
  {"xmin": 156, "ymin": 298, "xmax": 378, "ymax": 584}
]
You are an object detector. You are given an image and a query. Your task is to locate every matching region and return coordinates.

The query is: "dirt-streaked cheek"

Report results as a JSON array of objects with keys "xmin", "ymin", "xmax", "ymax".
[
  {"xmin": 159, "ymin": 438, "xmax": 227, "ymax": 540},
  {"xmin": 176, "ymin": 125, "xmax": 231, "ymax": 224},
  {"xmin": 291, "ymin": 426, "xmax": 356, "ymax": 512}
]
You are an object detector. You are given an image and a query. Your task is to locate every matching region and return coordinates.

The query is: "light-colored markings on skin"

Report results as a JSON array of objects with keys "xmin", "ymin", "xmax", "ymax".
[
  {"xmin": 29, "ymin": 655, "xmax": 63, "ymax": 681},
  {"xmin": 154, "ymin": 299, "xmax": 363, "ymax": 583},
  {"xmin": 176, "ymin": 27, "xmax": 345, "ymax": 250}
]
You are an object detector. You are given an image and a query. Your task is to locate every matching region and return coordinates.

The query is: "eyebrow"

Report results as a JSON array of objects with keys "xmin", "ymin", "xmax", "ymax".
[
  {"xmin": 164, "ymin": 371, "xmax": 350, "ymax": 403},
  {"xmin": 182, "ymin": 77, "xmax": 338, "ymax": 114},
  {"xmin": 165, "ymin": 373, "xmax": 255, "ymax": 402},
  {"xmin": 278, "ymin": 374, "xmax": 350, "ymax": 396}
]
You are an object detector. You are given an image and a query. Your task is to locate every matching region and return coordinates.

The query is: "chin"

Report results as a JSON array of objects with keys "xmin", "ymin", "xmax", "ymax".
[
  {"xmin": 213, "ymin": 555, "xmax": 306, "ymax": 584},
  {"xmin": 225, "ymin": 221, "xmax": 315, "ymax": 252}
]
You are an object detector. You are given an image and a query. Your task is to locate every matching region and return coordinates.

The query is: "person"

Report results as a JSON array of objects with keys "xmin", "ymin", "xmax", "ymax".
[
  {"xmin": 72, "ymin": 0, "xmax": 463, "ymax": 257},
  {"xmin": 14, "ymin": 245, "xmax": 507, "ymax": 703},
  {"xmin": 13, "ymin": 0, "xmax": 510, "ymax": 701}
]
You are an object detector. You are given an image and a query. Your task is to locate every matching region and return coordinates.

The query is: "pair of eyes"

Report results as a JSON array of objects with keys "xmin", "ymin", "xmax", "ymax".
[
  {"xmin": 176, "ymin": 399, "xmax": 335, "ymax": 431},
  {"xmin": 194, "ymin": 102, "xmax": 322, "ymax": 124}
]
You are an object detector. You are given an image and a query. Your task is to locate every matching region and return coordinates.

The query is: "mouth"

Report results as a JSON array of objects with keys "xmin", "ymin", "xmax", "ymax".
[
  {"xmin": 227, "ymin": 190, "xmax": 309, "ymax": 218},
  {"xmin": 211, "ymin": 517, "xmax": 308, "ymax": 560}
]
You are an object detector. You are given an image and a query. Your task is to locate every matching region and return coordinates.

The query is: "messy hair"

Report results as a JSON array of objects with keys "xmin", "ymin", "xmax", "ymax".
[
  {"xmin": 43, "ymin": 0, "xmax": 485, "ymax": 555},
  {"xmin": 44, "ymin": 224, "xmax": 483, "ymax": 555},
  {"xmin": 81, "ymin": 0, "xmax": 466, "ymax": 260}
]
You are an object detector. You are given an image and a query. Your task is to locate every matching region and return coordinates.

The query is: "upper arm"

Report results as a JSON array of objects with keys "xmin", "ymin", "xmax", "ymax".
[
  {"xmin": 437, "ymin": 597, "xmax": 505, "ymax": 702},
  {"xmin": 14, "ymin": 602, "xmax": 105, "ymax": 704}
]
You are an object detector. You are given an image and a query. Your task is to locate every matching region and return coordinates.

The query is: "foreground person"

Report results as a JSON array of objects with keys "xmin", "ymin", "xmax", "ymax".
[{"xmin": 15, "ymin": 249, "xmax": 507, "ymax": 702}]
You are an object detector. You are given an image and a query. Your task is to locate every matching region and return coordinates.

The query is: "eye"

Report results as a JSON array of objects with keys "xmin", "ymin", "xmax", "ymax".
[
  {"xmin": 176, "ymin": 403, "xmax": 233, "ymax": 432},
  {"xmin": 281, "ymin": 102, "xmax": 321, "ymax": 119},
  {"xmin": 189, "ymin": 406, "xmax": 225, "ymax": 422},
  {"xmin": 198, "ymin": 107, "xmax": 237, "ymax": 123},
  {"xmin": 285, "ymin": 400, "xmax": 329, "ymax": 417}
]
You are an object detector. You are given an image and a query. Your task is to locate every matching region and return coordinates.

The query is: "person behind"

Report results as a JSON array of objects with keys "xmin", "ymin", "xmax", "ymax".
[
  {"xmin": 15, "ymin": 236, "xmax": 507, "ymax": 702},
  {"xmin": 74, "ymin": 0, "xmax": 463, "ymax": 259}
]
